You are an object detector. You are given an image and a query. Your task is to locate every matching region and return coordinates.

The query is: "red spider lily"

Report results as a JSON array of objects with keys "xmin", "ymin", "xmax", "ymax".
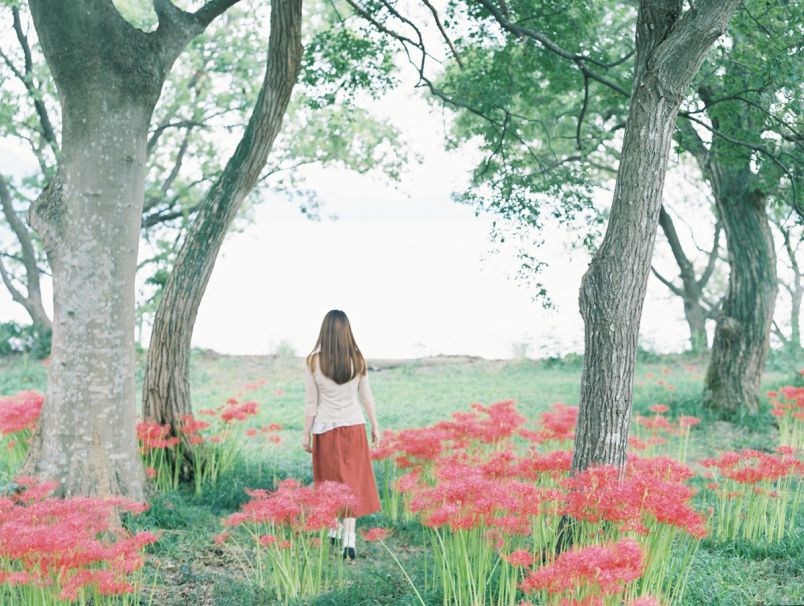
[
  {"xmin": 362, "ymin": 527, "xmax": 391, "ymax": 542},
  {"xmin": 503, "ymin": 549, "xmax": 533, "ymax": 567},
  {"xmin": 561, "ymin": 458, "xmax": 706, "ymax": 538},
  {"xmin": 634, "ymin": 414, "xmax": 679, "ymax": 435},
  {"xmin": 700, "ymin": 449, "xmax": 802, "ymax": 485},
  {"xmin": 520, "ymin": 538, "xmax": 644, "ymax": 596},
  {"xmin": 180, "ymin": 414, "xmax": 211, "ymax": 435},
  {"xmin": 0, "ymin": 477, "xmax": 157, "ymax": 601},
  {"xmin": 223, "ymin": 479, "xmax": 359, "ymax": 532},
  {"xmin": 648, "ymin": 404, "xmax": 669, "ymax": 414},
  {"xmin": 629, "ymin": 436, "xmax": 648, "ymax": 451},
  {"xmin": 0, "ymin": 390, "xmax": 44, "ymax": 435},
  {"xmin": 520, "ymin": 403, "xmax": 578, "ymax": 445},
  {"xmin": 394, "ymin": 426, "xmax": 452, "ymax": 463},
  {"xmin": 220, "ymin": 400, "xmax": 259, "ymax": 423},
  {"xmin": 371, "ymin": 429, "xmax": 400, "ymax": 460},
  {"xmin": 136, "ymin": 421, "xmax": 179, "ymax": 452},
  {"xmin": 409, "ymin": 458, "xmax": 548, "ymax": 532},
  {"xmin": 515, "ymin": 449, "xmax": 573, "ymax": 479}
]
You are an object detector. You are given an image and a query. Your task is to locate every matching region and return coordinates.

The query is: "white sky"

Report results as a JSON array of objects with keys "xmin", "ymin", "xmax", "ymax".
[
  {"xmin": 0, "ymin": 82, "xmax": 701, "ymax": 359},
  {"xmin": 0, "ymin": 14, "xmax": 797, "ymax": 360}
]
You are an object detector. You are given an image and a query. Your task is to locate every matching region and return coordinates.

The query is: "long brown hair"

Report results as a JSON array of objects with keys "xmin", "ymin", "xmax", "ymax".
[{"xmin": 307, "ymin": 310, "xmax": 367, "ymax": 384}]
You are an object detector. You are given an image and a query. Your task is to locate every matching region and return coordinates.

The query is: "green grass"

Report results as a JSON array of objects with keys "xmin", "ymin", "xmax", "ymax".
[{"xmin": 0, "ymin": 352, "xmax": 800, "ymax": 605}]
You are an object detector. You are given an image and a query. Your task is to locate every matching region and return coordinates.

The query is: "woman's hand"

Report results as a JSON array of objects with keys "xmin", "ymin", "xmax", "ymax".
[
  {"xmin": 302, "ymin": 432, "xmax": 312, "ymax": 453},
  {"xmin": 371, "ymin": 425, "xmax": 380, "ymax": 449}
]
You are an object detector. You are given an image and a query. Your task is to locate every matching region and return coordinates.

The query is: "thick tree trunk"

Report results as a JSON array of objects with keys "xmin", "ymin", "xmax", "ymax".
[
  {"xmin": 25, "ymin": 104, "xmax": 151, "ymax": 498},
  {"xmin": 571, "ymin": 0, "xmax": 739, "ymax": 473},
  {"xmin": 21, "ymin": 0, "xmax": 234, "ymax": 497},
  {"xmin": 142, "ymin": 0, "xmax": 304, "ymax": 457},
  {"xmin": 704, "ymin": 180, "xmax": 777, "ymax": 416}
]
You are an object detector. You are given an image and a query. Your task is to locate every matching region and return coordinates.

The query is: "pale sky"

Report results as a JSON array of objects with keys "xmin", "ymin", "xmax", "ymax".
[
  {"xmin": 1, "ymin": 19, "xmax": 796, "ymax": 360},
  {"xmin": 0, "ymin": 80, "xmax": 759, "ymax": 360}
]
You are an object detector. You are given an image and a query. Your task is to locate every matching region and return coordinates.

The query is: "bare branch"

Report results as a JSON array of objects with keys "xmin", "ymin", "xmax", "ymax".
[
  {"xmin": 651, "ymin": 266, "xmax": 684, "ymax": 296},
  {"xmin": 576, "ymin": 72, "xmax": 589, "ymax": 150},
  {"xmin": 0, "ymin": 176, "xmax": 43, "ymax": 295},
  {"xmin": 420, "ymin": 0, "xmax": 463, "ymax": 68},
  {"xmin": 192, "ymin": 0, "xmax": 243, "ymax": 28},
  {"xmin": 698, "ymin": 219, "xmax": 721, "ymax": 287},
  {"xmin": 0, "ymin": 255, "xmax": 27, "ymax": 305},
  {"xmin": 0, "ymin": 10, "xmax": 60, "ymax": 157},
  {"xmin": 141, "ymin": 204, "xmax": 200, "ymax": 228}
]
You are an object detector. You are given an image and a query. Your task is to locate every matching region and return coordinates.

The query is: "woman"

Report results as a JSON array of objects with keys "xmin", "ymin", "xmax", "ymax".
[{"xmin": 303, "ymin": 309, "xmax": 381, "ymax": 560}]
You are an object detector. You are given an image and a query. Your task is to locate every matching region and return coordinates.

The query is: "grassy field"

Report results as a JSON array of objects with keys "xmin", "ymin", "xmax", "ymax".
[{"xmin": 0, "ymin": 351, "xmax": 801, "ymax": 605}]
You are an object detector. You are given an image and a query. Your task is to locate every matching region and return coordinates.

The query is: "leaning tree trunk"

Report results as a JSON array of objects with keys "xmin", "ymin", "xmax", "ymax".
[
  {"xmin": 21, "ymin": 0, "xmax": 234, "ymax": 498},
  {"xmin": 571, "ymin": 0, "xmax": 739, "ymax": 473},
  {"xmin": 704, "ymin": 176, "xmax": 777, "ymax": 416},
  {"xmin": 142, "ymin": 0, "xmax": 304, "ymax": 465}
]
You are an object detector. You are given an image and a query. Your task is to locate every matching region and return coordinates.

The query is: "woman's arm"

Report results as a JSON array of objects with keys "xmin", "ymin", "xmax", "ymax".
[
  {"xmin": 303, "ymin": 361, "xmax": 318, "ymax": 453},
  {"xmin": 358, "ymin": 371, "xmax": 380, "ymax": 447}
]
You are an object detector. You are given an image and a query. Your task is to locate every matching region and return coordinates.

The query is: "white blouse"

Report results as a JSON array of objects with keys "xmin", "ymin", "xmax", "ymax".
[{"xmin": 304, "ymin": 356, "xmax": 376, "ymax": 433}]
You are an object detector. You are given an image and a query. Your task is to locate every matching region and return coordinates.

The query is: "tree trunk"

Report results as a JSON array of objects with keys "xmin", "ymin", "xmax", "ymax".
[
  {"xmin": 655, "ymin": 205, "xmax": 720, "ymax": 354},
  {"xmin": 24, "ymin": 104, "xmax": 151, "ymax": 498},
  {"xmin": 791, "ymin": 287, "xmax": 802, "ymax": 354},
  {"xmin": 142, "ymin": 0, "xmax": 304, "ymax": 461},
  {"xmin": 780, "ymin": 223, "xmax": 802, "ymax": 354},
  {"xmin": 704, "ymin": 179, "xmax": 777, "ymax": 416},
  {"xmin": 685, "ymin": 304, "xmax": 709, "ymax": 355},
  {"xmin": 571, "ymin": 0, "xmax": 739, "ymax": 473},
  {"xmin": 21, "ymin": 0, "xmax": 235, "ymax": 497}
]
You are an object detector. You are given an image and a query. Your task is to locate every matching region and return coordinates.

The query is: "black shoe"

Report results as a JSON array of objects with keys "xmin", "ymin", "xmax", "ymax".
[
  {"xmin": 330, "ymin": 536, "xmax": 336, "ymax": 546},
  {"xmin": 342, "ymin": 547, "xmax": 355, "ymax": 560}
]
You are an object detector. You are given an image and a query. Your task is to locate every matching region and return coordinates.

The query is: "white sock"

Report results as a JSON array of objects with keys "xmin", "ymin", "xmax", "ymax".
[
  {"xmin": 345, "ymin": 531, "xmax": 356, "ymax": 549},
  {"xmin": 329, "ymin": 521, "xmax": 343, "ymax": 540}
]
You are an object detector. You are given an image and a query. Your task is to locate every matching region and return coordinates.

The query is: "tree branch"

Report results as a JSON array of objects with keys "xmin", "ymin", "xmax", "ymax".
[
  {"xmin": 0, "ymin": 176, "xmax": 44, "ymax": 298},
  {"xmin": 473, "ymin": 0, "xmax": 631, "ymax": 97},
  {"xmin": 697, "ymin": 218, "xmax": 721, "ymax": 287},
  {"xmin": 141, "ymin": 204, "xmax": 200, "ymax": 228},
  {"xmin": 10, "ymin": 7, "xmax": 59, "ymax": 154},
  {"xmin": 651, "ymin": 266, "xmax": 684, "ymax": 296}
]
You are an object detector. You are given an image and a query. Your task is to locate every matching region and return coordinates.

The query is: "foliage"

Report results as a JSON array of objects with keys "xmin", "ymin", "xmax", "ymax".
[
  {"xmin": 0, "ymin": 322, "xmax": 50, "ymax": 359},
  {"xmin": 0, "ymin": 0, "xmax": 409, "ymax": 331}
]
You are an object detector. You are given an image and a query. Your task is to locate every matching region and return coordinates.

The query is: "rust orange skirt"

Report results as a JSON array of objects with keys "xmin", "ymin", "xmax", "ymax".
[{"xmin": 312, "ymin": 423, "xmax": 381, "ymax": 518}]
